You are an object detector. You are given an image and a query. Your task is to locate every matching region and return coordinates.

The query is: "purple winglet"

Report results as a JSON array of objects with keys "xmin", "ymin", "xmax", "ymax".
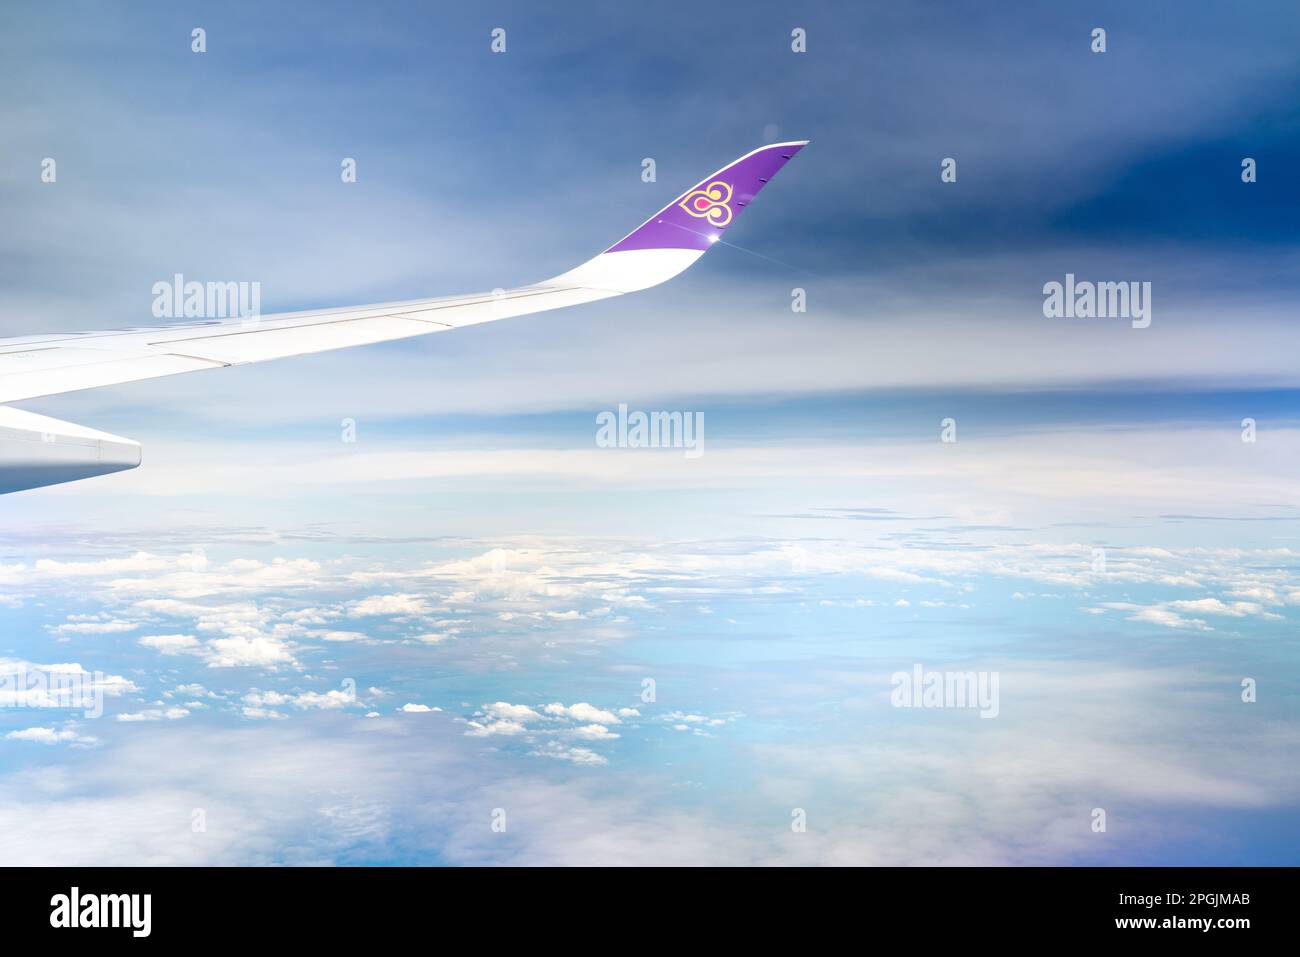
[{"xmin": 605, "ymin": 141, "xmax": 807, "ymax": 254}]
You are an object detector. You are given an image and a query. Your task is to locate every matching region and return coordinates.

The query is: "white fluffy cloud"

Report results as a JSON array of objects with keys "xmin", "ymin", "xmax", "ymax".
[
  {"xmin": 48, "ymin": 619, "xmax": 138, "ymax": 636},
  {"xmin": 117, "ymin": 708, "xmax": 189, "ymax": 722},
  {"xmin": 462, "ymin": 700, "xmax": 634, "ymax": 760},
  {"xmin": 348, "ymin": 594, "xmax": 430, "ymax": 617},
  {"xmin": 241, "ymin": 689, "xmax": 355, "ymax": 719},
  {"xmin": 542, "ymin": 702, "xmax": 621, "ymax": 725},
  {"xmin": 139, "ymin": 634, "xmax": 201, "ymax": 655},
  {"xmin": 5, "ymin": 726, "xmax": 96, "ymax": 745},
  {"xmin": 530, "ymin": 741, "xmax": 608, "ymax": 766}
]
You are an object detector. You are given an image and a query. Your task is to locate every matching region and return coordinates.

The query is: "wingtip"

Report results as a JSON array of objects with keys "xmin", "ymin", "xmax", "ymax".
[
  {"xmin": 602, "ymin": 140, "xmax": 806, "ymax": 256},
  {"xmin": 554, "ymin": 139, "xmax": 807, "ymax": 291}
]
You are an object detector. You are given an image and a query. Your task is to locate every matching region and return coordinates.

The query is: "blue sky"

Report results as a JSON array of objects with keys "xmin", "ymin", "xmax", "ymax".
[{"xmin": 0, "ymin": 0, "xmax": 1298, "ymax": 864}]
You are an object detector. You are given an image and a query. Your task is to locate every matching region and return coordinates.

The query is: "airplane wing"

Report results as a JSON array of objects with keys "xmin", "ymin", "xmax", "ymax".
[{"xmin": 0, "ymin": 141, "xmax": 806, "ymax": 493}]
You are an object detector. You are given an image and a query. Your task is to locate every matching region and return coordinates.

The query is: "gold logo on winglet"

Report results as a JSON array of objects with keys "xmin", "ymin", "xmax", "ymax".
[{"xmin": 678, "ymin": 180, "xmax": 734, "ymax": 227}]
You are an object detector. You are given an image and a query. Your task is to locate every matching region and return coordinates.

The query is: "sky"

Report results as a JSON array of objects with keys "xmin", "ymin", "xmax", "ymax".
[{"xmin": 0, "ymin": 0, "xmax": 1298, "ymax": 865}]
